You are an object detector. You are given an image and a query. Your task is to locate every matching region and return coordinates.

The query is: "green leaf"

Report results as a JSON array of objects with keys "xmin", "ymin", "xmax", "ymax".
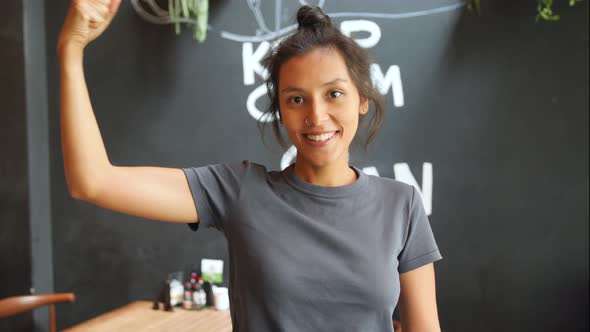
[
  {"xmin": 195, "ymin": 0, "xmax": 209, "ymax": 42},
  {"xmin": 181, "ymin": 0, "xmax": 189, "ymax": 18}
]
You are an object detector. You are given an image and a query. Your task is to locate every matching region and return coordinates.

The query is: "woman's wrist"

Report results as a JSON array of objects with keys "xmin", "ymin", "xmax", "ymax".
[{"xmin": 57, "ymin": 41, "xmax": 84, "ymax": 68}]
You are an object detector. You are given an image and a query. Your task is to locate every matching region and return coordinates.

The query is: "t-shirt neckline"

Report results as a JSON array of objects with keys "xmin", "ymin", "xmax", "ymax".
[{"xmin": 282, "ymin": 163, "xmax": 368, "ymax": 198}]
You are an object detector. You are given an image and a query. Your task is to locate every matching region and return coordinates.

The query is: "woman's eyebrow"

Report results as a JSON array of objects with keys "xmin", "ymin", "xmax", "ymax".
[
  {"xmin": 321, "ymin": 78, "xmax": 348, "ymax": 86},
  {"xmin": 281, "ymin": 78, "xmax": 348, "ymax": 93},
  {"xmin": 281, "ymin": 86, "xmax": 305, "ymax": 93}
]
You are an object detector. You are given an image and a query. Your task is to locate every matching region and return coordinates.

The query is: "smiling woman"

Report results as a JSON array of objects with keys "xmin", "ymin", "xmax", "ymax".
[
  {"xmin": 260, "ymin": 5, "xmax": 385, "ymax": 155},
  {"xmin": 258, "ymin": 6, "xmax": 386, "ymax": 185},
  {"xmin": 278, "ymin": 48, "xmax": 368, "ymax": 185},
  {"xmin": 58, "ymin": 1, "xmax": 442, "ymax": 331}
]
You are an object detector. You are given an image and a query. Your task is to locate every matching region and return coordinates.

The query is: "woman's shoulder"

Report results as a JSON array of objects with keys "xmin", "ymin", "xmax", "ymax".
[
  {"xmin": 188, "ymin": 160, "xmax": 270, "ymax": 181},
  {"xmin": 220, "ymin": 160, "xmax": 277, "ymax": 179},
  {"xmin": 364, "ymin": 171, "xmax": 415, "ymax": 199},
  {"xmin": 213, "ymin": 160, "xmax": 267, "ymax": 171},
  {"xmin": 238, "ymin": 160, "xmax": 272, "ymax": 173}
]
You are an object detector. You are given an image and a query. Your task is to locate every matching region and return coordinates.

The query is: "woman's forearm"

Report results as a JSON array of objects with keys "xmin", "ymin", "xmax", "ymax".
[{"xmin": 59, "ymin": 43, "xmax": 111, "ymax": 199}]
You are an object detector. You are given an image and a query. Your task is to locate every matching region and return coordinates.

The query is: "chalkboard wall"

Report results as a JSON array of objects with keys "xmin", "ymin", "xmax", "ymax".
[{"xmin": 42, "ymin": 1, "xmax": 589, "ymax": 331}]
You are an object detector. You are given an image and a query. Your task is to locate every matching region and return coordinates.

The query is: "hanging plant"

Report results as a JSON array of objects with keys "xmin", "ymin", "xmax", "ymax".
[
  {"xmin": 466, "ymin": 0, "xmax": 583, "ymax": 21},
  {"xmin": 168, "ymin": 0, "xmax": 209, "ymax": 42},
  {"xmin": 536, "ymin": 0, "xmax": 580, "ymax": 21}
]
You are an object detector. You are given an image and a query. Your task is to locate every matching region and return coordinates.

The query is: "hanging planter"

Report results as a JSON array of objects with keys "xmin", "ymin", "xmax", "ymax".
[
  {"xmin": 169, "ymin": 0, "xmax": 209, "ymax": 42},
  {"xmin": 131, "ymin": 0, "xmax": 209, "ymax": 42}
]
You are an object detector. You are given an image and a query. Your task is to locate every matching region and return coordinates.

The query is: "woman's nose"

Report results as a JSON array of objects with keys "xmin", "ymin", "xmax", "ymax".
[{"xmin": 307, "ymin": 100, "xmax": 329, "ymax": 126}]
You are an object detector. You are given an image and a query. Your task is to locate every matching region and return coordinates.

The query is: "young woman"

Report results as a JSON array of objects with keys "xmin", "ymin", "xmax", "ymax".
[{"xmin": 58, "ymin": 1, "xmax": 442, "ymax": 331}]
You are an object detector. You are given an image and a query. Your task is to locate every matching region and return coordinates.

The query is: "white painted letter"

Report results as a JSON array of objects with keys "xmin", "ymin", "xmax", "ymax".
[
  {"xmin": 340, "ymin": 20, "xmax": 382, "ymax": 48},
  {"xmin": 281, "ymin": 145, "xmax": 297, "ymax": 170},
  {"xmin": 242, "ymin": 42, "xmax": 270, "ymax": 86},
  {"xmin": 393, "ymin": 163, "xmax": 433, "ymax": 215},
  {"xmin": 371, "ymin": 64, "xmax": 404, "ymax": 108},
  {"xmin": 247, "ymin": 83, "xmax": 276, "ymax": 122},
  {"xmin": 362, "ymin": 166, "xmax": 380, "ymax": 176}
]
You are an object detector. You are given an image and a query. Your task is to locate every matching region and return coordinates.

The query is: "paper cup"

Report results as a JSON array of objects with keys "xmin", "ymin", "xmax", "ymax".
[{"xmin": 212, "ymin": 286, "xmax": 229, "ymax": 310}]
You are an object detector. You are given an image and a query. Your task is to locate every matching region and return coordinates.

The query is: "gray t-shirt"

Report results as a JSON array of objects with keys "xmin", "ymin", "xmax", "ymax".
[{"xmin": 182, "ymin": 160, "xmax": 442, "ymax": 332}]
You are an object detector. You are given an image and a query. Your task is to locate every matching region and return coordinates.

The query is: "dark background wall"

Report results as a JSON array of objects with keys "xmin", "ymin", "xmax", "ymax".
[
  {"xmin": 0, "ymin": 1, "xmax": 33, "ymax": 331},
  {"xmin": 24, "ymin": 0, "xmax": 589, "ymax": 331}
]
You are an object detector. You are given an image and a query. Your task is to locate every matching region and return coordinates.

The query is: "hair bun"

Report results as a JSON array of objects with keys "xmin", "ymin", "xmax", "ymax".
[{"xmin": 296, "ymin": 5, "xmax": 332, "ymax": 30}]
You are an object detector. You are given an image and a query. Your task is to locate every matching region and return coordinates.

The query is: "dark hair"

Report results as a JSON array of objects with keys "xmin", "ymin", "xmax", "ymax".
[{"xmin": 258, "ymin": 5, "xmax": 385, "ymax": 151}]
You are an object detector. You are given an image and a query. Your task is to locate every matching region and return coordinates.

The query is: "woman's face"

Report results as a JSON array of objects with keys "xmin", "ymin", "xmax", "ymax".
[{"xmin": 278, "ymin": 47, "xmax": 368, "ymax": 169}]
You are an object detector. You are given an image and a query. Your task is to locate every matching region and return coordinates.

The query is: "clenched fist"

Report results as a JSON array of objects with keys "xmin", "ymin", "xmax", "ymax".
[{"xmin": 58, "ymin": 0, "xmax": 122, "ymax": 51}]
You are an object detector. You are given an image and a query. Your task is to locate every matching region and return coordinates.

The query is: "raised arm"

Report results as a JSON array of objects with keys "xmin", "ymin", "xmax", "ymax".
[{"xmin": 58, "ymin": 0, "xmax": 198, "ymax": 223}]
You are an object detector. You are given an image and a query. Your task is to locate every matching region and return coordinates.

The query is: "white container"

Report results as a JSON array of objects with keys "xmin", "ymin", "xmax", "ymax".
[{"xmin": 212, "ymin": 286, "xmax": 229, "ymax": 311}]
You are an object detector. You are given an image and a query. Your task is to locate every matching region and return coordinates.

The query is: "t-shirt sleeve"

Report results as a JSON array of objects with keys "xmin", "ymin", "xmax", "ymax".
[
  {"xmin": 398, "ymin": 186, "xmax": 443, "ymax": 273},
  {"xmin": 181, "ymin": 160, "xmax": 250, "ymax": 232}
]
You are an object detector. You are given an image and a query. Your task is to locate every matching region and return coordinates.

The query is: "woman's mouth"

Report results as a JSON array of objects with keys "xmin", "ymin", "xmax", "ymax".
[{"xmin": 303, "ymin": 131, "xmax": 339, "ymax": 145}]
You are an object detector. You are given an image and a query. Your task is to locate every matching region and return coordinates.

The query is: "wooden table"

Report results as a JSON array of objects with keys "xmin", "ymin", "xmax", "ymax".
[{"xmin": 64, "ymin": 301, "xmax": 232, "ymax": 332}]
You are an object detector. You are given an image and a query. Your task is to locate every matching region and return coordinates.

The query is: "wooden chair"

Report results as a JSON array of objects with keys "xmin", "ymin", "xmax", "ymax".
[{"xmin": 0, "ymin": 293, "xmax": 75, "ymax": 332}]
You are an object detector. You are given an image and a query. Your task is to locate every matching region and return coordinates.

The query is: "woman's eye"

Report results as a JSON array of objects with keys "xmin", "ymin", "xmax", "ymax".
[
  {"xmin": 329, "ymin": 91, "xmax": 343, "ymax": 98},
  {"xmin": 289, "ymin": 96, "xmax": 304, "ymax": 104}
]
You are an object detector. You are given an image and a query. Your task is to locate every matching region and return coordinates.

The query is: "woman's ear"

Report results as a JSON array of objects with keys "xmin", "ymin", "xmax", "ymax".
[{"xmin": 359, "ymin": 98, "xmax": 369, "ymax": 115}]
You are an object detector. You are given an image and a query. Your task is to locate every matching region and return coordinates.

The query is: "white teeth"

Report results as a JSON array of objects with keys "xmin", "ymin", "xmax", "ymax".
[{"xmin": 305, "ymin": 132, "xmax": 336, "ymax": 142}]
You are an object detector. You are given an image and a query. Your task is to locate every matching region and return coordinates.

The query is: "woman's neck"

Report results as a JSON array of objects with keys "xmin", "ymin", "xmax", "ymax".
[{"xmin": 293, "ymin": 158, "xmax": 358, "ymax": 187}]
